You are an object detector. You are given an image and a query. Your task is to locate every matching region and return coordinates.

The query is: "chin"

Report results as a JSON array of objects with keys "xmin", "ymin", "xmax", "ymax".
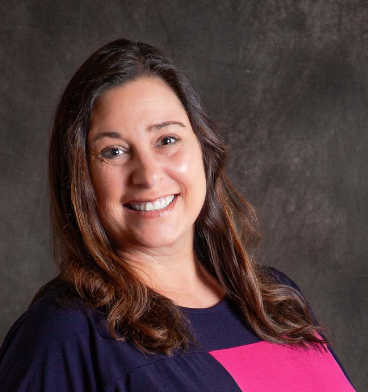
[
  {"xmin": 112, "ymin": 228, "xmax": 182, "ymax": 251},
  {"xmin": 135, "ymin": 232, "xmax": 181, "ymax": 249}
]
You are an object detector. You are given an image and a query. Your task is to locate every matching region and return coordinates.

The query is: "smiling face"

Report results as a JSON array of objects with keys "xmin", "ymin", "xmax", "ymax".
[{"xmin": 87, "ymin": 77, "xmax": 207, "ymax": 252}]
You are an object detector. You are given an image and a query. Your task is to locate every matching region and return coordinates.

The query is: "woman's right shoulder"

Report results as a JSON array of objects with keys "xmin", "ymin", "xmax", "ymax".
[
  {"xmin": 0, "ymin": 284, "xmax": 106, "ymax": 391},
  {"xmin": 2, "ymin": 284, "xmax": 93, "ymax": 347}
]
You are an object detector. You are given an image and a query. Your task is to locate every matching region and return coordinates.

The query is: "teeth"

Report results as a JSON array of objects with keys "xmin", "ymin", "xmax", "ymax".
[{"xmin": 130, "ymin": 195, "xmax": 175, "ymax": 212}]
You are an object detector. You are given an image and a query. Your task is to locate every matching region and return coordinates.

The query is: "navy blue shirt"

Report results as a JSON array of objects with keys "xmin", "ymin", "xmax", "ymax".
[{"xmin": 0, "ymin": 269, "xmax": 355, "ymax": 391}]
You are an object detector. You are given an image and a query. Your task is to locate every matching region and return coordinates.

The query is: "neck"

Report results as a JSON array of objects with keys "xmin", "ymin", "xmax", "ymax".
[{"xmin": 117, "ymin": 242, "xmax": 225, "ymax": 308}]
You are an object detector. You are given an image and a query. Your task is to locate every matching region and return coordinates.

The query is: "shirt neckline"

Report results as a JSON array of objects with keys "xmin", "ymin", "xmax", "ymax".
[{"xmin": 178, "ymin": 295, "xmax": 228, "ymax": 314}]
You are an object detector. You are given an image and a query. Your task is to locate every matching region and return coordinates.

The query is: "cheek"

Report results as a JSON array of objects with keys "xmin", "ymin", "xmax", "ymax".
[
  {"xmin": 165, "ymin": 144, "xmax": 206, "ymax": 197},
  {"xmin": 89, "ymin": 164, "xmax": 124, "ymax": 204}
]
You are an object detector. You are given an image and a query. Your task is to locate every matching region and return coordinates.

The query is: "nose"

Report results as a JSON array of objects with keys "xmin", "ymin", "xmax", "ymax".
[{"xmin": 131, "ymin": 150, "xmax": 164, "ymax": 188}]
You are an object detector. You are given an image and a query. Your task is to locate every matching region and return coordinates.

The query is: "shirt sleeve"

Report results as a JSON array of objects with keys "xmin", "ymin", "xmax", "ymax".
[
  {"xmin": 264, "ymin": 265, "xmax": 355, "ymax": 389},
  {"xmin": 0, "ymin": 291, "xmax": 101, "ymax": 392}
]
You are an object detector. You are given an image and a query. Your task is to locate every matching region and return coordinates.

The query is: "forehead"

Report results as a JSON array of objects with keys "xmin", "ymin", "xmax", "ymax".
[{"xmin": 92, "ymin": 77, "xmax": 185, "ymax": 123}]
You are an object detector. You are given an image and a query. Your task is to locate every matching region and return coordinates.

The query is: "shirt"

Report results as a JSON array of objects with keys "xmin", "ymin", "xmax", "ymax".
[{"xmin": 0, "ymin": 268, "xmax": 355, "ymax": 391}]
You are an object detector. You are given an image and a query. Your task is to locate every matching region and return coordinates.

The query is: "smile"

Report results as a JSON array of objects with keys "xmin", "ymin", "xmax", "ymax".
[{"xmin": 125, "ymin": 195, "xmax": 176, "ymax": 212}]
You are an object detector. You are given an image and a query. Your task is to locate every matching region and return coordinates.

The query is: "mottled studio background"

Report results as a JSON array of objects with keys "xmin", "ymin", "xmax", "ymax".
[{"xmin": 0, "ymin": 0, "xmax": 367, "ymax": 390}]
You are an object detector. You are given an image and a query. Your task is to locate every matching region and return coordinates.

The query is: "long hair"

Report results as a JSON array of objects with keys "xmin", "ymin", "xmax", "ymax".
[{"xmin": 31, "ymin": 38, "xmax": 328, "ymax": 354}]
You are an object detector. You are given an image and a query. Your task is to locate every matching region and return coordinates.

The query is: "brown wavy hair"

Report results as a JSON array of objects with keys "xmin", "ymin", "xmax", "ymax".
[{"xmin": 31, "ymin": 38, "xmax": 328, "ymax": 354}]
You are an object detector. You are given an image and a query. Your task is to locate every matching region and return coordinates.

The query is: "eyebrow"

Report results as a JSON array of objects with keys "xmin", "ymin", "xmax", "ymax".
[{"xmin": 90, "ymin": 121, "xmax": 186, "ymax": 144}]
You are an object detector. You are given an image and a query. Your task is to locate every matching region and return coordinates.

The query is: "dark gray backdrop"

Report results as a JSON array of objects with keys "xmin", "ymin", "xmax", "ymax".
[{"xmin": 0, "ymin": 1, "xmax": 367, "ymax": 390}]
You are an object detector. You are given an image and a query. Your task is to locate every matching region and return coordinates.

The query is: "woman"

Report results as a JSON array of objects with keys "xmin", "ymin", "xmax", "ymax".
[{"xmin": 0, "ymin": 39, "xmax": 355, "ymax": 391}]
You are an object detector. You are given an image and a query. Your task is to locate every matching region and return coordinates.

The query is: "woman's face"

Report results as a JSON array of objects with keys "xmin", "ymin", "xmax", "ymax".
[{"xmin": 87, "ymin": 77, "xmax": 206, "ymax": 251}]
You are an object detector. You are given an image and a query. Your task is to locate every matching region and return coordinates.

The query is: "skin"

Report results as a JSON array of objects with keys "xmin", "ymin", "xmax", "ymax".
[{"xmin": 88, "ymin": 77, "xmax": 224, "ymax": 308}]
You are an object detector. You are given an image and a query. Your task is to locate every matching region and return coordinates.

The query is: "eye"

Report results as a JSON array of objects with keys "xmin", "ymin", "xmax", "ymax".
[
  {"xmin": 101, "ymin": 147, "xmax": 125, "ymax": 159},
  {"xmin": 159, "ymin": 136, "xmax": 179, "ymax": 146}
]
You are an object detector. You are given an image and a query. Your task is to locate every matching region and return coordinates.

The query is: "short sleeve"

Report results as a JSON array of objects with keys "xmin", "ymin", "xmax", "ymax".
[
  {"xmin": 264, "ymin": 265, "xmax": 355, "ymax": 389},
  {"xmin": 0, "ymin": 290, "xmax": 102, "ymax": 392}
]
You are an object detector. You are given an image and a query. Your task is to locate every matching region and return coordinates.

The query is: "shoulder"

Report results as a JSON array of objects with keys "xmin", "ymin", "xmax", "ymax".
[
  {"xmin": 0, "ymin": 285, "xmax": 92, "ymax": 360},
  {"xmin": 10, "ymin": 285, "xmax": 96, "ymax": 343},
  {"xmin": 262, "ymin": 265, "xmax": 322, "ymax": 326},
  {"xmin": 0, "ymin": 285, "xmax": 107, "ymax": 391},
  {"xmin": 261, "ymin": 265, "xmax": 302, "ymax": 292}
]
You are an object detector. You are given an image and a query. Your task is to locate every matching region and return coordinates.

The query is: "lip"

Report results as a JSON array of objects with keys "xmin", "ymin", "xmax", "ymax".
[{"xmin": 123, "ymin": 194, "xmax": 179, "ymax": 218}]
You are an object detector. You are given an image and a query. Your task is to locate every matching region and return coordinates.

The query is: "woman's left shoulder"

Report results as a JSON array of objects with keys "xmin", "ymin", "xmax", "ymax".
[{"xmin": 261, "ymin": 265, "xmax": 302, "ymax": 292}]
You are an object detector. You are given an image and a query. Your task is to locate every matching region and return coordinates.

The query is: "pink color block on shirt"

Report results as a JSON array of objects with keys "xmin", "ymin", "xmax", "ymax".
[{"xmin": 209, "ymin": 341, "xmax": 354, "ymax": 392}]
